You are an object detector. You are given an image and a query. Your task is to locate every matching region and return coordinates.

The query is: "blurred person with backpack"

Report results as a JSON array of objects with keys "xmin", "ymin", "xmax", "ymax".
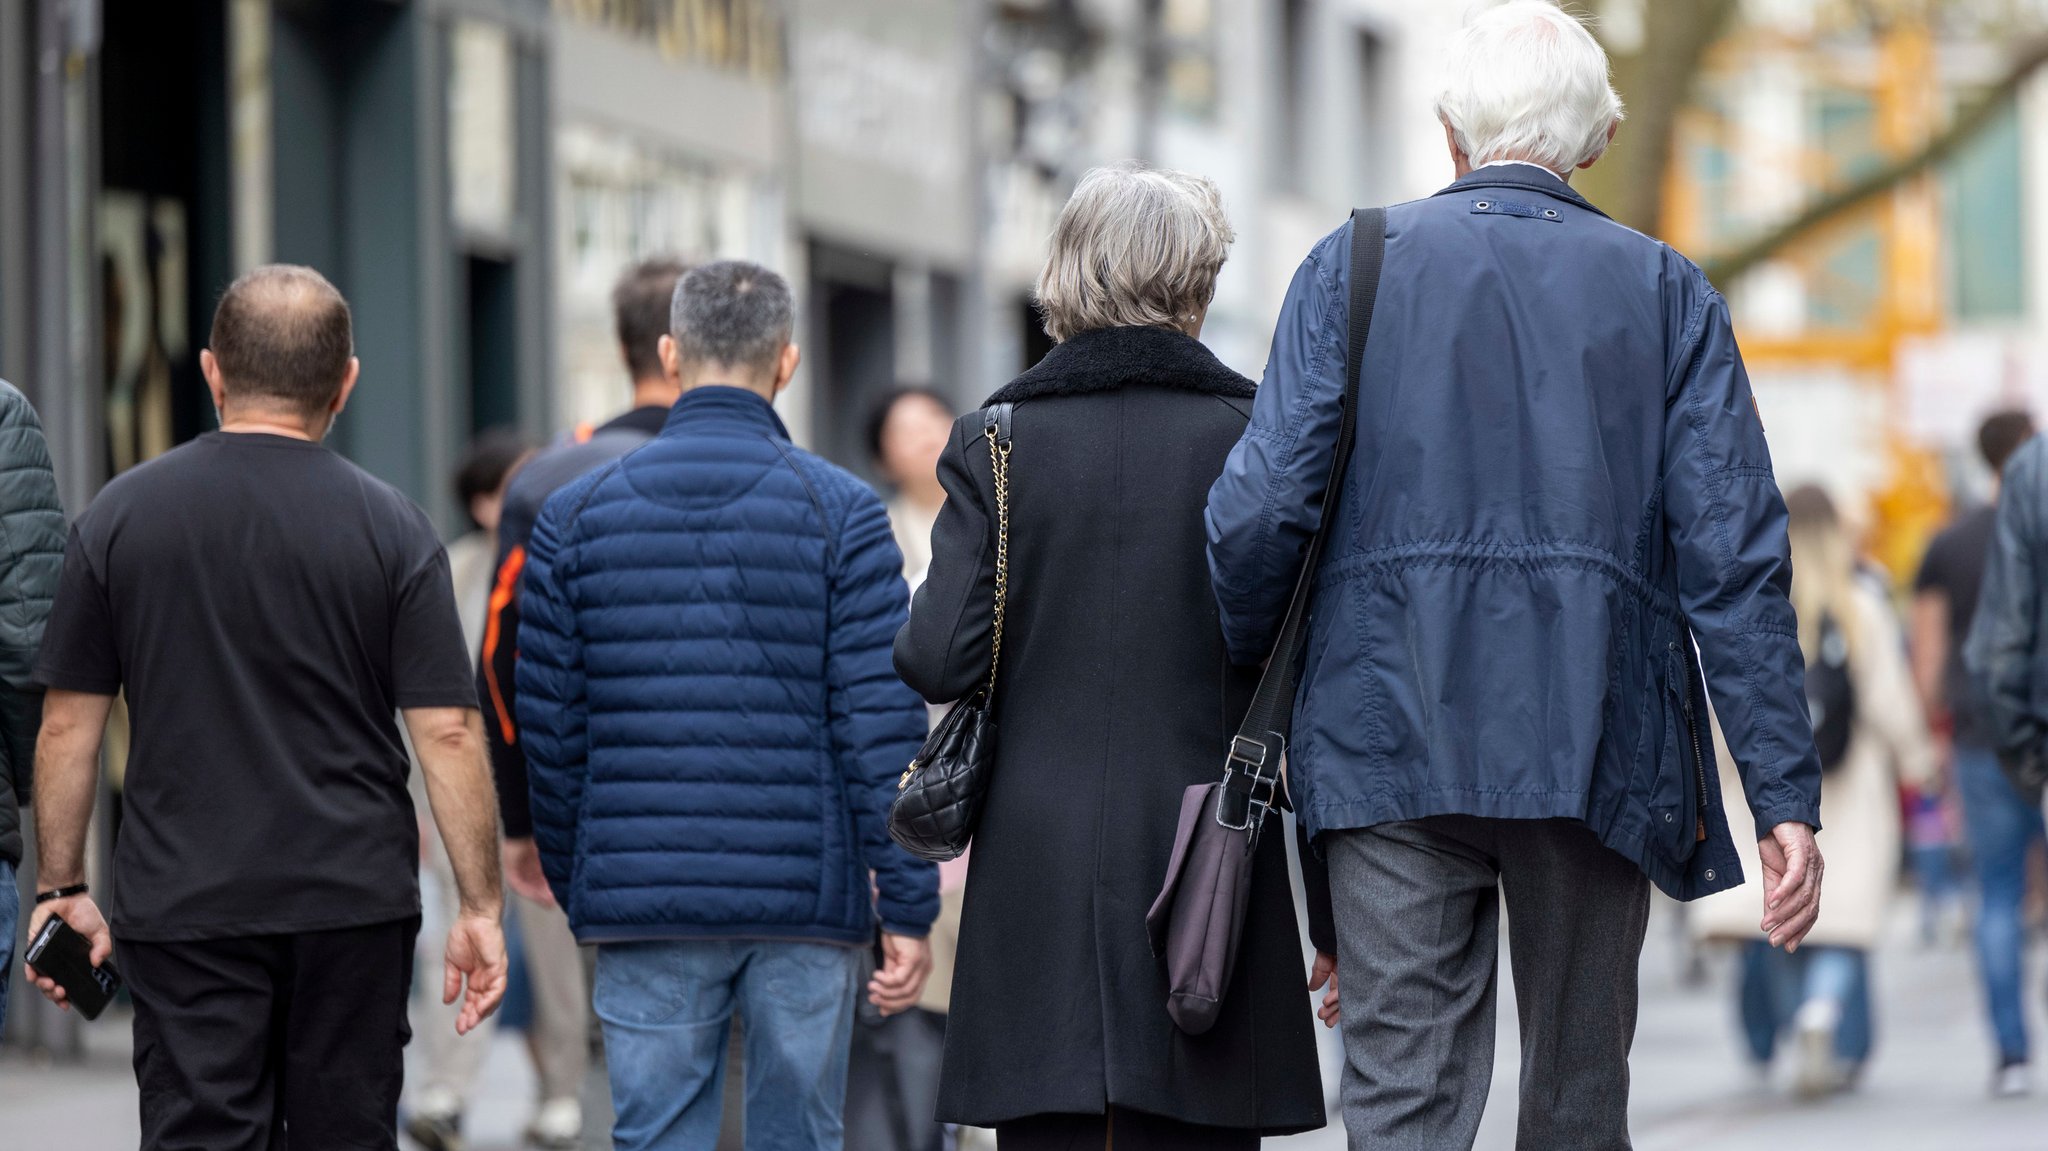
[{"xmin": 1693, "ymin": 484, "xmax": 1935, "ymax": 1097}]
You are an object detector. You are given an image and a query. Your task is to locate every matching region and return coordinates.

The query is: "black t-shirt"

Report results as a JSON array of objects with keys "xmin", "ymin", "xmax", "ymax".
[
  {"xmin": 1915, "ymin": 505, "xmax": 1998, "ymax": 748},
  {"xmin": 35, "ymin": 432, "xmax": 478, "ymax": 941}
]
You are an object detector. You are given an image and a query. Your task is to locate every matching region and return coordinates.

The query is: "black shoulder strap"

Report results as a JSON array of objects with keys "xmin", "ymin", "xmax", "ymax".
[{"xmin": 1219, "ymin": 207, "xmax": 1386, "ymax": 832}]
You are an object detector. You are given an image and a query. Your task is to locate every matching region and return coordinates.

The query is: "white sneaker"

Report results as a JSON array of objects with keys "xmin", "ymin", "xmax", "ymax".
[
  {"xmin": 526, "ymin": 1097, "xmax": 583, "ymax": 1150},
  {"xmin": 1993, "ymin": 1062, "xmax": 2032, "ymax": 1099},
  {"xmin": 1792, "ymin": 1000, "xmax": 1844, "ymax": 1100}
]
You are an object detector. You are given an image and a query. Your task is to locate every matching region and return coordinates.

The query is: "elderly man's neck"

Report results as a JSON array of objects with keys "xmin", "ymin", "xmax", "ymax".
[{"xmin": 1456, "ymin": 154, "xmax": 1572, "ymax": 184}]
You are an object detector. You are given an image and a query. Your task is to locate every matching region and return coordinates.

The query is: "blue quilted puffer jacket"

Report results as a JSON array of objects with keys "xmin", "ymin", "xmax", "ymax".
[{"xmin": 516, "ymin": 386, "xmax": 939, "ymax": 943}]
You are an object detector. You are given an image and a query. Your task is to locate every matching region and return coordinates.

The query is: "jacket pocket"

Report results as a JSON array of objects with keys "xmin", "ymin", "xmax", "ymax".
[{"xmin": 1650, "ymin": 642, "xmax": 1704, "ymax": 863}]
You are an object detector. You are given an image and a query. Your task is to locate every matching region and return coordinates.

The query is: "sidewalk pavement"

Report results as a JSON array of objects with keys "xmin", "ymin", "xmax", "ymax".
[{"xmin": 3, "ymin": 895, "xmax": 2043, "ymax": 1149}]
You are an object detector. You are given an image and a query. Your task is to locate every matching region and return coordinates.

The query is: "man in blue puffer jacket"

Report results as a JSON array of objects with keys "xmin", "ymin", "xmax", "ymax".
[
  {"xmin": 517, "ymin": 260, "xmax": 938, "ymax": 1151},
  {"xmin": 1206, "ymin": 5, "xmax": 1823, "ymax": 1148}
]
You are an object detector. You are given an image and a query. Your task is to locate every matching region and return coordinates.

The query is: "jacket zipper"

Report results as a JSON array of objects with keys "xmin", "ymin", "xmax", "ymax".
[{"xmin": 1681, "ymin": 660, "xmax": 1708, "ymax": 843}]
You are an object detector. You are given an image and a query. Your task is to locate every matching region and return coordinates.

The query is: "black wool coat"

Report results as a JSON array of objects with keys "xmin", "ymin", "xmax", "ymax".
[{"xmin": 894, "ymin": 325, "xmax": 1326, "ymax": 1134}]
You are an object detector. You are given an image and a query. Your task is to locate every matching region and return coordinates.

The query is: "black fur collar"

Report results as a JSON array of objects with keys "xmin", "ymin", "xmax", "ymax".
[{"xmin": 986, "ymin": 325, "xmax": 1256, "ymax": 406}]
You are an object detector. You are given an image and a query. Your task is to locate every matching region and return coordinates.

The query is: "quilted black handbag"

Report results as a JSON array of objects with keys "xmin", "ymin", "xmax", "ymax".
[{"xmin": 888, "ymin": 403, "xmax": 1014, "ymax": 862}]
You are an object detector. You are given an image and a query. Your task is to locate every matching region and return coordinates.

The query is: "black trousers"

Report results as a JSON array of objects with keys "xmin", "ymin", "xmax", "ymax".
[
  {"xmin": 121, "ymin": 916, "xmax": 419, "ymax": 1151},
  {"xmin": 1326, "ymin": 816, "xmax": 1652, "ymax": 1151},
  {"xmin": 995, "ymin": 1108, "xmax": 1259, "ymax": 1151}
]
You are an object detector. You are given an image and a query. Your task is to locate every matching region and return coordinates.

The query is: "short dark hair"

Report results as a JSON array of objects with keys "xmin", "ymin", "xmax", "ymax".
[
  {"xmin": 453, "ymin": 426, "xmax": 532, "ymax": 520},
  {"xmin": 614, "ymin": 257, "xmax": 690, "ymax": 381},
  {"xmin": 208, "ymin": 265, "xmax": 353, "ymax": 417},
  {"xmin": 1979, "ymin": 409, "xmax": 2035, "ymax": 475},
  {"xmin": 670, "ymin": 260, "xmax": 795, "ymax": 375},
  {"xmin": 865, "ymin": 387, "xmax": 955, "ymax": 464}
]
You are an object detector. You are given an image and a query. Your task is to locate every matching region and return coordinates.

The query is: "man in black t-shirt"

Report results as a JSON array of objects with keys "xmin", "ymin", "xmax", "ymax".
[
  {"xmin": 23, "ymin": 265, "xmax": 508, "ymax": 1148},
  {"xmin": 1912, "ymin": 408, "xmax": 2044, "ymax": 1097}
]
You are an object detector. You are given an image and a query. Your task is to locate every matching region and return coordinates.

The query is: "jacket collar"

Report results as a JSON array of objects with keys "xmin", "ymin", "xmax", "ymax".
[
  {"xmin": 986, "ymin": 324, "xmax": 1255, "ymax": 406},
  {"xmin": 1433, "ymin": 165, "xmax": 1610, "ymax": 220},
  {"xmin": 663, "ymin": 385, "xmax": 792, "ymax": 440}
]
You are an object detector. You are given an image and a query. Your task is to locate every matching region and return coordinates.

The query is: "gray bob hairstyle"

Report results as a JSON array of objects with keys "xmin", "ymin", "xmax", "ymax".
[{"xmin": 1035, "ymin": 162, "xmax": 1235, "ymax": 344}]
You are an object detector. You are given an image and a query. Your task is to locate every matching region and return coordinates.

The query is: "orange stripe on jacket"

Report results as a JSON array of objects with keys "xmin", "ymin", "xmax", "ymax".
[{"xmin": 483, "ymin": 544, "xmax": 527, "ymax": 745}]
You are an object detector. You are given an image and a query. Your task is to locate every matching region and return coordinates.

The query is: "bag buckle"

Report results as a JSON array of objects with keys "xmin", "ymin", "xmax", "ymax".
[{"xmin": 1217, "ymin": 734, "xmax": 1283, "ymax": 845}]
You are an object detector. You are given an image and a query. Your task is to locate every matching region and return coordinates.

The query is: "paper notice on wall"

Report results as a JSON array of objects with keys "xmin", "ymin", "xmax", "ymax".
[{"xmin": 1897, "ymin": 332, "xmax": 2040, "ymax": 450}]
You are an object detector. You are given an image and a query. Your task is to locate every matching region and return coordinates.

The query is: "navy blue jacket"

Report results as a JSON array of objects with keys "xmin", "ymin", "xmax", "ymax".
[
  {"xmin": 517, "ymin": 386, "xmax": 939, "ymax": 943},
  {"xmin": 1206, "ymin": 168, "xmax": 1823, "ymax": 901}
]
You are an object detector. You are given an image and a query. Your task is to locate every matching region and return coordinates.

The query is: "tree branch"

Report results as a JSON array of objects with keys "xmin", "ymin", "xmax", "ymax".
[{"xmin": 1702, "ymin": 33, "xmax": 2048, "ymax": 288}]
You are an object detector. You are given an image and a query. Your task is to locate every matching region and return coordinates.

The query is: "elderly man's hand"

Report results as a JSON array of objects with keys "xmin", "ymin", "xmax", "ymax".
[{"xmin": 1758, "ymin": 822, "xmax": 1822, "ymax": 951}]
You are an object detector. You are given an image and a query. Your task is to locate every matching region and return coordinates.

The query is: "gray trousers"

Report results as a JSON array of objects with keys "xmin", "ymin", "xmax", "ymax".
[{"xmin": 1325, "ymin": 816, "xmax": 1651, "ymax": 1151}]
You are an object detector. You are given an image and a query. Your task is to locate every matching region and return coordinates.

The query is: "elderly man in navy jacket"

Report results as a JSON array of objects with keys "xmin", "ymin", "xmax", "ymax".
[
  {"xmin": 517, "ymin": 260, "xmax": 938, "ymax": 1151},
  {"xmin": 1206, "ymin": 5, "xmax": 1824, "ymax": 1148}
]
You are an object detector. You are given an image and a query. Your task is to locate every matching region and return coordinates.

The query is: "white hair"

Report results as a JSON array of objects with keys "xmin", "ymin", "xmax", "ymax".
[
  {"xmin": 1036, "ymin": 162, "xmax": 1235, "ymax": 344},
  {"xmin": 1434, "ymin": 2, "xmax": 1624, "ymax": 174}
]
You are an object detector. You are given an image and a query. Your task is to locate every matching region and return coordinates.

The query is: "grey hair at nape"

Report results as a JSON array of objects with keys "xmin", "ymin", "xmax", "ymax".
[
  {"xmin": 1035, "ymin": 161, "xmax": 1235, "ymax": 344},
  {"xmin": 669, "ymin": 259, "xmax": 796, "ymax": 372}
]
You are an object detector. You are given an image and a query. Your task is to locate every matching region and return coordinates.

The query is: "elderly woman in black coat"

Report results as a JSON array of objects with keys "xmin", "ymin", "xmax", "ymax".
[{"xmin": 894, "ymin": 162, "xmax": 1331, "ymax": 1150}]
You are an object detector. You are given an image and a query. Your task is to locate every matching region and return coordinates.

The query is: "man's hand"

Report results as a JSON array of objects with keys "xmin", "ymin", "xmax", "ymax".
[
  {"xmin": 502, "ymin": 837, "xmax": 555, "ymax": 907},
  {"xmin": 1308, "ymin": 950, "xmax": 1339, "ymax": 1029},
  {"xmin": 443, "ymin": 913, "xmax": 509, "ymax": 1036},
  {"xmin": 867, "ymin": 932, "xmax": 933, "ymax": 1017},
  {"xmin": 24, "ymin": 895, "xmax": 112, "ymax": 1009},
  {"xmin": 1758, "ymin": 821, "xmax": 1823, "ymax": 951}
]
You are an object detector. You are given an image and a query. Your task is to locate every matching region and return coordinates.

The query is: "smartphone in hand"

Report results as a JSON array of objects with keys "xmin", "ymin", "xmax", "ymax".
[{"xmin": 24, "ymin": 915, "xmax": 122, "ymax": 1020}]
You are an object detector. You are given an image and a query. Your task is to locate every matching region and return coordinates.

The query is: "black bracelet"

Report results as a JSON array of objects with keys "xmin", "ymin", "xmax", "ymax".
[{"xmin": 34, "ymin": 883, "xmax": 87, "ymax": 905}]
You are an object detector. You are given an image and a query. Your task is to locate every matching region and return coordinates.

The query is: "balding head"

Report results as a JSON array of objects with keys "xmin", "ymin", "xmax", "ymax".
[{"xmin": 206, "ymin": 265, "xmax": 355, "ymax": 420}]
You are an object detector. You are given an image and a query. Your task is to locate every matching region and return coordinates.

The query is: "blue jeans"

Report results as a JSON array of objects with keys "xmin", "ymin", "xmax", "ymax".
[
  {"xmin": 594, "ymin": 939, "xmax": 862, "ymax": 1151},
  {"xmin": 0, "ymin": 859, "xmax": 14, "ymax": 1037},
  {"xmin": 1739, "ymin": 941, "xmax": 1872, "ymax": 1067},
  {"xmin": 1957, "ymin": 746, "xmax": 2048, "ymax": 1065}
]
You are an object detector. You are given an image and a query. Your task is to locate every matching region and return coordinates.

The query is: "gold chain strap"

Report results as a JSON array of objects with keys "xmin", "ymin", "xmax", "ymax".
[
  {"xmin": 984, "ymin": 424, "xmax": 1012, "ymax": 696},
  {"xmin": 896, "ymin": 419, "xmax": 1012, "ymax": 791}
]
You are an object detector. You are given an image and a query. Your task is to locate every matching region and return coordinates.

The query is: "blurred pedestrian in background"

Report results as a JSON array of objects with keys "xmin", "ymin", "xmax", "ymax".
[
  {"xmin": 1694, "ymin": 485, "xmax": 1935, "ymax": 1097},
  {"xmin": 1205, "ymin": 6, "xmax": 1824, "ymax": 1147},
  {"xmin": 519, "ymin": 260, "xmax": 936, "ymax": 1151},
  {"xmin": 868, "ymin": 387, "xmax": 955, "ymax": 589},
  {"xmin": 407, "ymin": 428, "xmax": 580, "ymax": 1151},
  {"xmin": 0, "ymin": 380, "xmax": 66, "ymax": 1038},
  {"xmin": 466, "ymin": 257, "xmax": 687, "ymax": 1149},
  {"xmin": 448, "ymin": 430, "xmax": 534, "ymax": 649},
  {"xmin": 1916, "ymin": 409, "xmax": 2044, "ymax": 1096},
  {"xmin": 1965, "ymin": 413, "xmax": 2048, "ymax": 1098},
  {"xmin": 25, "ymin": 265, "xmax": 507, "ymax": 1147},
  {"xmin": 847, "ymin": 385, "xmax": 962, "ymax": 1151},
  {"xmin": 897, "ymin": 162, "xmax": 1327, "ymax": 1150}
]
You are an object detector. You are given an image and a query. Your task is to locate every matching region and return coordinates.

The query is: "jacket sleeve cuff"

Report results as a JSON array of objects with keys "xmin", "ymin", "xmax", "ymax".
[
  {"xmin": 878, "ymin": 919, "xmax": 932, "ymax": 939},
  {"xmin": 1749, "ymin": 797, "xmax": 1821, "ymax": 835}
]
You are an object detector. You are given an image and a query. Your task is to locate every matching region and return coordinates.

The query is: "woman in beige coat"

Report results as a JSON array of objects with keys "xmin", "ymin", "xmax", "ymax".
[{"xmin": 1692, "ymin": 485, "xmax": 1935, "ymax": 1097}]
